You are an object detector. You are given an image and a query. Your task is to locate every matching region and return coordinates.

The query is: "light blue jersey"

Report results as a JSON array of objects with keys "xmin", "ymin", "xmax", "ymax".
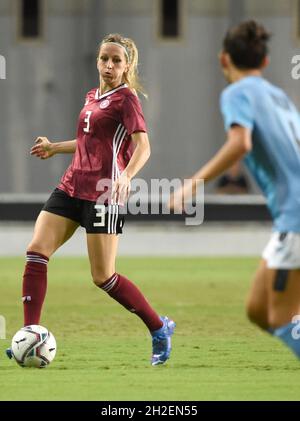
[{"xmin": 220, "ymin": 76, "xmax": 300, "ymax": 232}]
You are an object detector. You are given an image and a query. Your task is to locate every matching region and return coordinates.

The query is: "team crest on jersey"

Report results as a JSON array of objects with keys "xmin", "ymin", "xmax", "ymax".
[{"xmin": 100, "ymin": 99, "xmax": 110, "ymax": 109}]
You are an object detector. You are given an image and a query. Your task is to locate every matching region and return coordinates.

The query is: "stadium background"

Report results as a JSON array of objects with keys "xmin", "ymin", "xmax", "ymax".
[
  {"xmin": 1, "ymin": 0, "xmax": 299, "ymax": 256},
  {"xmin": 1, "ymin": 0, "xmax": 300, "ymax": 402}
]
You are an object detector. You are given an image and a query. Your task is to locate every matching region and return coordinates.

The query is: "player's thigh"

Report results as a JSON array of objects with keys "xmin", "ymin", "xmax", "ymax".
[
  {"xmin": 246, "ymin": 259, "xmax": 272, "ymax": 328},
  {"xmin": 267, "ymin": 269, "xmax": 300, "ymax": 328},
  {"xmin": 28, "ymin": 210, "xmax": 79, "ymax": 257},
  {"xmin": 87, "ymin": 233, "xmax": 119, "ymax": 285}
]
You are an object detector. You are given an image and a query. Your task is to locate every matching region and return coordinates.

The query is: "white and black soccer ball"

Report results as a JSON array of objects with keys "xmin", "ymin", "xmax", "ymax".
[{"xmin": 11, "ymin": 325, "xmax": 57, "ymax": 368}]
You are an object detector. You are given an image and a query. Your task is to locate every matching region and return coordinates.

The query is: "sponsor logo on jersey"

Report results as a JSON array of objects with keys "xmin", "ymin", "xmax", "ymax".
[{"xmin": 100, "ymin": 99, "xmax": 110, "ymax": 109}]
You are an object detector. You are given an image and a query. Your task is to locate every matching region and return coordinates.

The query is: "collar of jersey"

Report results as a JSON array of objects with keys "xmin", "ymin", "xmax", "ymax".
[{"xmin": 95, "ymin": 84, "xmax": 128, "ymax": 101}]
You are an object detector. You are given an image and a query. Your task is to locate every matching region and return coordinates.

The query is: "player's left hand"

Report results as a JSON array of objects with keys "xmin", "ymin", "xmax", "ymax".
[{"xmin": 113, "ymin": 171, "xmax": 131, "ymax": 205}]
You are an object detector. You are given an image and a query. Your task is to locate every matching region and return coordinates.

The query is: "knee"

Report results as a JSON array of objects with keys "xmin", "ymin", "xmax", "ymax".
[
  {"xmin": 246, "ymin": 296, "xmax": 256, "ymax": 322},
  {"xmin": 245, "ymin": 299, "xmax": 265, "ymax": 326},
  {"xmin": 92, "ymin": 270, "xmax": 115, "ymax": 287},
  {"xmin": 26, "ymin": 242, "xmax": 51, "ymax": 258},
  {"xmin": 267, "ymin": 309, "xmax": 292, "ymax": 330},
  {"xmin": 246, "ymin": 303, "xmax": 259, "ymax": 325},
  {"xmin": 267, "ymin": 314, "xmax": 280, "ymax": 330}
]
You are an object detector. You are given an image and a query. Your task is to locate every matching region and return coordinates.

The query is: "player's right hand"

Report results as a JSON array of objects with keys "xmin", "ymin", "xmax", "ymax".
[{"xmin": 30, "ymin": 137, "xmax": 55, "ymax": 159}]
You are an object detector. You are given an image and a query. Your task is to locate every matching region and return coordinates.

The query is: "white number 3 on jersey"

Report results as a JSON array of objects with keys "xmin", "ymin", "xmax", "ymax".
[{"xmin": 83, "ymin": 111, "xmax": 92, "ymax": 133}]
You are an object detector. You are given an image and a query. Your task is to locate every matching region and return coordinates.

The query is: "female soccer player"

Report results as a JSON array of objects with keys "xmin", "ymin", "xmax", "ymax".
[
  {"xmin": 7, "ymin": 34, "xmax": 175, "ymax": 366},
  {"xmin": 171, "ymin": 21, "xmax": 300, "ymax": 359}
]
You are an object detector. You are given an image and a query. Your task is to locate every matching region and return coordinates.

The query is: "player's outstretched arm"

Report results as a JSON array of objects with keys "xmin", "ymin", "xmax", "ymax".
[
  {"xmin": 170, "ymin": 126, "xmax": 252, "ymax": 210},
  {"xmin": 30, "ymin": 137, "xmax": 77, "ymax": 160}
]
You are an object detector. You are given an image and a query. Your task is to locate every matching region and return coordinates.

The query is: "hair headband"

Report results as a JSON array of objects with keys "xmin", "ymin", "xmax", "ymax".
[{"xmin": 102, "ymin": 41, "xmax": 130, "ymax": 61}]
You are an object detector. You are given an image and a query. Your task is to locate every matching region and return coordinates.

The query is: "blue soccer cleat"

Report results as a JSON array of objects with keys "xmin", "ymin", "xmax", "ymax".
[
  {"xmin": 5, "ymin": 348, "xmax": 13, "ymax": 360},
  {"xmin": 151, "ymin": 316, "xmax": 176, "ymax": 366}
]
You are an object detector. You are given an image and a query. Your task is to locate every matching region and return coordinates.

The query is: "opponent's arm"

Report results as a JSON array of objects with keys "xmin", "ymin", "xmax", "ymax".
[
  {"xmin": 30, "ymin": 137, "xmax": 77, "ymax": 159},
  {"xmin": 170, "ymin": 126, "xmax": 252, "ymax": 209}
]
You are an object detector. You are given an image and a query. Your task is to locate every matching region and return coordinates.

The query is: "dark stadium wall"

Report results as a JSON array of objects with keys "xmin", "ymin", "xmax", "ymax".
[{"xmin": 0, "ymin": 0, "xmax": 299, "ymax": 194}]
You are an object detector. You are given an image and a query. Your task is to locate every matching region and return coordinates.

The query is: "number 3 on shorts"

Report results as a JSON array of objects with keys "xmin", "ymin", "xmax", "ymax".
[{"xmin": 94, "ymin": 204, "xmax": 106, "ymax": 227}]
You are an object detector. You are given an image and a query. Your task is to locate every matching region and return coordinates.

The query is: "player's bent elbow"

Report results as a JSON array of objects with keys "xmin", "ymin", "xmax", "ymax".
[
  {"xmin": 242, "ymin": 139, "xmax": 252, "ymax": 154},
  {"xmin": 139, "ymin": 142, "xmax": 150, "ymax": 164},
  {"xmin": 145, "ymin": 146, "xmax": 151, "ymax": 161},
  {"xmin": 229, "ymin": 127, "xmax": 252, "ymax": 155},
  {"xmin": 236, "ymin": 136, "xmax": 252, "ymax": 155}
]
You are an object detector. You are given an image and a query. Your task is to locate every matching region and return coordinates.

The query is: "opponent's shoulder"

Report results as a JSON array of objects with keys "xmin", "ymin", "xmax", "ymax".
[
  {"xmin": 222, "ymin": 79, "xmax": 250, "ymax": 99},
  {"xmin": 221, "ymin": 78, "xmax": 262, "ymax": 109},
  {"xmin": 266, "ymin": 80, "xmax": 290, "ymax": 102}
]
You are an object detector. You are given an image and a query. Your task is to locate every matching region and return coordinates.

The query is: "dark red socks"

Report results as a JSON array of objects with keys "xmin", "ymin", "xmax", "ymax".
[
  {"xmin": 22, "ymin": 252, "xmax": 48, "ymax": 326},
  {"xmin": 100, "ymin": 273, "xmax": 163, "ymax": 332}
]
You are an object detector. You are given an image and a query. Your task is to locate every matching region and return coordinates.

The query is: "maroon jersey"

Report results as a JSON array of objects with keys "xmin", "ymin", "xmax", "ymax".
[{"xmin": 58, "ymin": 84, "xmax": 147, "ymax": 202}]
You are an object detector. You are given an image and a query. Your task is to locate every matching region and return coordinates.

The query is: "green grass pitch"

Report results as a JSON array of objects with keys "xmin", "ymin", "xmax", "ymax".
[{"xmin": 1, "ymin": 257, "xmax": 300, "ymax": 401}]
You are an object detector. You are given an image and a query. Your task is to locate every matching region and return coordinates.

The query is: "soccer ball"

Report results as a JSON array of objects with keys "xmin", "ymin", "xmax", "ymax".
[{"xmin": 11, "ymin": 325, "xmax": 57, "ymax": 368}]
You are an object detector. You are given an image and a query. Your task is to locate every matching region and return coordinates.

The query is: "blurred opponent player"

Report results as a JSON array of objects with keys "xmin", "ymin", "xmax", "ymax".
[
  {"xmin": 7, "ymin": 34, "xmax": 175, "ymax": 366},
  {"xmin": 171, "ymin": 21, "xmax": 300, "ymax": 359}
]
